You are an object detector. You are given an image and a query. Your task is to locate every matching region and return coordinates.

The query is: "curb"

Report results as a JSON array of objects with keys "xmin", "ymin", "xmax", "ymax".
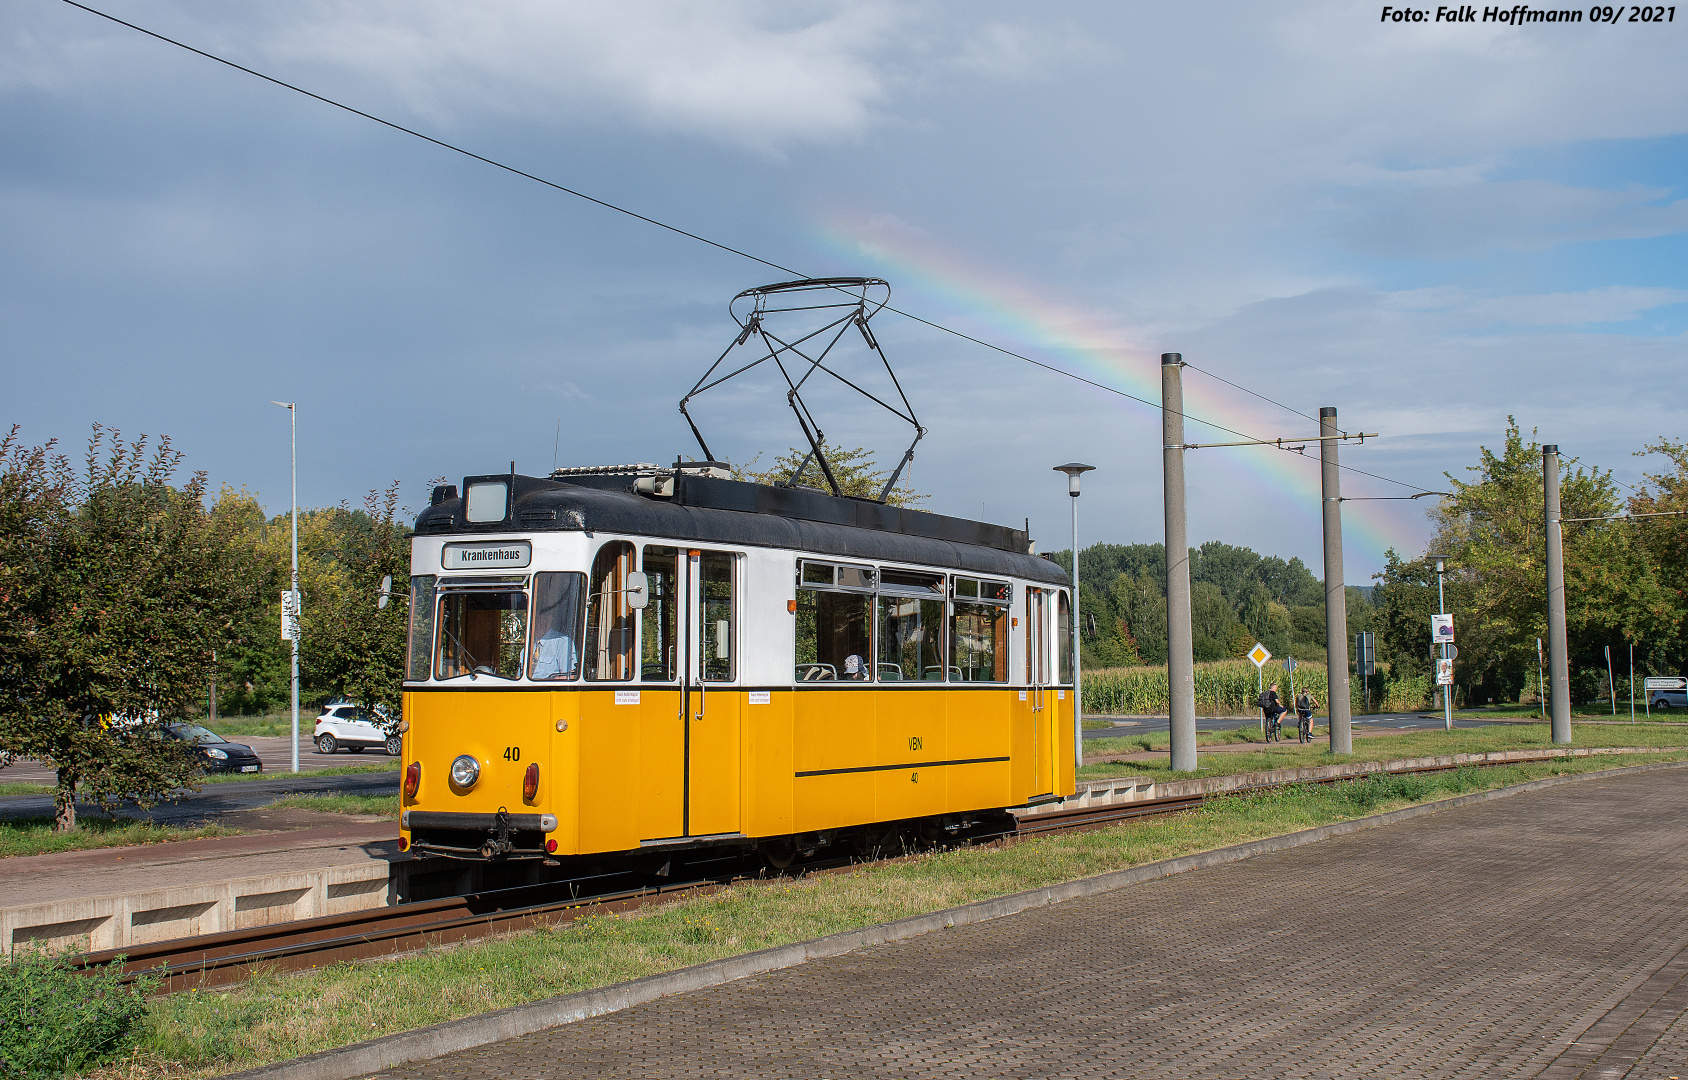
[{"xmin": 219, "ymin": 757, "xmax": 1688, "ymax": 1080}]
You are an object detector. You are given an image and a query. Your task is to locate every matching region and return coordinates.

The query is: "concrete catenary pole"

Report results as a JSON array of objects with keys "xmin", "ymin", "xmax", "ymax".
[
  {"xmin": 1162, "ymin": 354, "xmax": 1198, "ymax": 772},
  {"xmin": 1543, "ymin": 445, "xmax": 1573, "ymax": 744},
  {"xmin": 1320, "ymin": 407, "xmax": 1353, "ymax": 754}
]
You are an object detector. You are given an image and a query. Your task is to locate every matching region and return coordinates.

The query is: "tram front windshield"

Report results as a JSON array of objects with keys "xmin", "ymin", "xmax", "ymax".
[{"xmin": 436, "ymin": 588, "xmax": 528, "ymax": 680}]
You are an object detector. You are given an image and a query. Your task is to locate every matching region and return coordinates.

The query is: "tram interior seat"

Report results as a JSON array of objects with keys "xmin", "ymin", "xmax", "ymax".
[
  {"xmin": 797, "ymin": 663, "xmax": 837, "ymax": 681},
  {"xmin": 922, "ymin": 665, "xmax": 962, "ymax": 681},
  {"xmin": 877, "ymin": 663, "xmax": 903, "ymax": 681}
]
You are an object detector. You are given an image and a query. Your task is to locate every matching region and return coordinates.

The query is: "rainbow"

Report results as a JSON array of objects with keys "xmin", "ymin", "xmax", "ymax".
[{"xmin": 809, "ymin": 209, "xmax": 1430, "ymax": 570}]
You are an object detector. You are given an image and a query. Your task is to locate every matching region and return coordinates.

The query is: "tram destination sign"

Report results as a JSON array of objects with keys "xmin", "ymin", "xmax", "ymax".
[{"xmin": 441, "ymin": 540, "xmax": 532, "ymax": 570}]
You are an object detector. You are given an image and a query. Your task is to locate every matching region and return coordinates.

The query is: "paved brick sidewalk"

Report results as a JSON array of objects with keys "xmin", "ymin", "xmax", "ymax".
[{"xmin": 378, "ymin": 767, "xmax": 1688, "ymax": 1079}]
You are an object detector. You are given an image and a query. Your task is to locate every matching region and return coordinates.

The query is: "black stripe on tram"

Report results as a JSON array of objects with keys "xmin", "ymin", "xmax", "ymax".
[{"xmin": 795, "ymin": 756, "xmax": 1009, "ymax": 778}]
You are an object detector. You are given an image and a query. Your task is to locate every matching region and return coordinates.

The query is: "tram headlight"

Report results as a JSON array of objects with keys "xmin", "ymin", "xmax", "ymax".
[{"xmin": 449, "ymin": 754, "xmax": 480, "ymax": 789}]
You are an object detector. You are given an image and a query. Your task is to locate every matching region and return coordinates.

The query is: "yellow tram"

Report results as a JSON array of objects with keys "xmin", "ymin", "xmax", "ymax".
[{"xmin": 397, "ymin": 461, "xmax": 1076, "ymax": 867}]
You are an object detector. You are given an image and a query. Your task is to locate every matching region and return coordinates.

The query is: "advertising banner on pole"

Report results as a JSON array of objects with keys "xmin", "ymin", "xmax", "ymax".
[
  {"xmin": 280, "ymin": 590, "xmax": 301, "ymax": 642},
  {"xmin": 1431, "ymin": 614, "xmax": 1455, "ymax": 644},
  {"xmin": 1436, "ymin": 658, "xmax": 1454, "ymax": 686}
]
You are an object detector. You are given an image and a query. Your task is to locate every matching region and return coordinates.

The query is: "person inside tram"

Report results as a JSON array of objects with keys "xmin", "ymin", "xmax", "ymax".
[
  {"xmin": 843, "ymin": 654, "xmax": 867, "ymax": 680},
  {"xmin": 531, "ymin": 627, "xmax": 578, "ymax": 680}
]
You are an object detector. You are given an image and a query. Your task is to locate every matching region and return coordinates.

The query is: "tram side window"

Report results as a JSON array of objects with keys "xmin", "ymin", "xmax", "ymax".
[
  {"xmin": 699, "ymin": 551, "xmax": 737, "ymax": 682},
  {"xmin": 951, "ymin": 577, "xmax": 1009, "ymax": 683},
  {"xmin": 585, "ymin": 541, "xmax": 637, "ymax": 681},
  {"xmin": 436, "ymin": 587, "xmax": 528, "ymax": 680},
  {"xmin": 1057, "ymin": 590, "xmax": 1073, "ymax": 684},
  {"xmin": 406, "ymin": 575, "xmax": 437, "ymax": 682},
  {"xmin": 878, "ymin": 569, "xmax": 946, "ymax": 681},
  {"xmin": 529, "ymin": 572, "xmax": 585, "ymax": 680},
  {"xmin": 794, "ymin": 561, "xmax": 873, "ymax": 682},
  {"xmin": 641, "ymin": 547, "xmax": 679, "ymax": 681}
]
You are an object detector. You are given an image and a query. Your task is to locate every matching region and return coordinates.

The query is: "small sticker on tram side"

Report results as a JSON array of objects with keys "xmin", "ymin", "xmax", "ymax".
[
  {"xmin": 1057, "ymin": 689, "xmax": 1066, "ymax": 700},
  {"xmin": 748, "ymin": 691, "xmax": 771, "ymax": 705},
  {"xmin": 614, "ymin": 690, "xmax": 640, "ymax": 705},
  {"xmin": 1018, "ymin": 689, "xmax": 1028, "ymax": 701}
]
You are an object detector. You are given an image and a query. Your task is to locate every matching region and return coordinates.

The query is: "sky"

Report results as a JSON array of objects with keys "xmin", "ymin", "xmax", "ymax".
[{"xmin": 3, "ymin": 1, "xmax": 1685, "ymax": 582}]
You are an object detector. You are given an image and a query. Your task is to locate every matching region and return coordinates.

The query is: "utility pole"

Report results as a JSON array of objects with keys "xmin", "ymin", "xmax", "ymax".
[
  {"xmin": 1055, "ymin": 464, "xmax": 1095, "ymax": 777},
  {"xmin": 273, "ymin": 400, "xmax": 301, "ymax": 773},
  {"xmin": 1543, "ymin": 445, "xmax": 1572, "ymax": 744},
  {"xmin": 1320, "ymin": 406, "xmax": 1352, "ymax": 754},
  {"xmin": 1162, "ymin": 354, "xmax": 1197, "ymax": 773}
]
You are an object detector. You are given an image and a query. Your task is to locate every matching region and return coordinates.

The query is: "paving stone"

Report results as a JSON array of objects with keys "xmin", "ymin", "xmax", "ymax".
[{"xmin": 376, "ymin": 767, "xmax": 1688, "ymax": 1079}]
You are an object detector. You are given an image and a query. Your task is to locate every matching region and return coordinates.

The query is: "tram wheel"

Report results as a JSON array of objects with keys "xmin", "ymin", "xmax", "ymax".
[{"xmin": 760, "ymin": 837, "xmax": 798, "ymax": 870}]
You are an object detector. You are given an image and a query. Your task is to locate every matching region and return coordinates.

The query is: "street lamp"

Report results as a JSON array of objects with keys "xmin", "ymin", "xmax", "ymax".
[
  {"xmin": 271, "ymin": 401, "xmax": 301, "ymax": 774},
  {"xmin": 1427, "ymin": 553, "xmax": 1453, "ymax": 731},
  {"xmin": 1054, "ymin": 463, "xmax": 1095, "ymax": 774}
]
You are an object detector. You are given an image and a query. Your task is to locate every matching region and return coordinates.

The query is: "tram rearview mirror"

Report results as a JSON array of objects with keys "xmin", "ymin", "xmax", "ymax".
[
  {"xmin": 624, "ymin": 571, "xmax": 649, "ymax": 610},
  {"xmin": 377, "ymin": 574, "xmax": 392, "ymax": 610}
]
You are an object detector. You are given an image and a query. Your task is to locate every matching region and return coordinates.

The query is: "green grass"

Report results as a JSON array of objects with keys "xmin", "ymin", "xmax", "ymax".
[
  {"xmin": 1081, "ymin": 719, "xmax": 1113, "ymax": 730},
  {"xmin": 264, "ymin": 793, "xmax": 398, "ymax": 818},
  {"xmin": 191, "ymin": 714, "xmax": 298, "ymax": 738},
  {"xmin": 0, "ymin": 781, "xmax": 55, "ymax": 797},
  {"xmin": 1447, "ymin": 703, "xmax": 1685, "ymax": 721},
  {"xmin": 197, "ymin": 759, "xmax": 400, "ymax": 785},
  {"xmin": 1080, "ymin": 720, "xmax": 1688, "ymax": 782},
  {"xmin": 0, "ymin": 818, "xmax": 239, "ymax": 859},
  {"xmin": 114, "ymin": 750, "xmax": 1688, "ymax": 1080}
]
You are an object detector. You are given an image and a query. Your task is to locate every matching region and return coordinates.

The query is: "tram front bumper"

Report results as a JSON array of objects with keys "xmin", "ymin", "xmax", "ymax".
[{"xmin": 404, "ymin": 810, "xmax": 557, "ymax": 860}]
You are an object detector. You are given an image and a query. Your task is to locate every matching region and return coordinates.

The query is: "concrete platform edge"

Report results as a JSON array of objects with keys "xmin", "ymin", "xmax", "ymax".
[{"xmin": 216, "ymin": 757, "xmax": 1688, "ymax": 1080}]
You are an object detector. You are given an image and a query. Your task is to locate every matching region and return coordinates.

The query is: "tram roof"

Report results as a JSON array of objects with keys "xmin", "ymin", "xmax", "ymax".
[{"xmin": 415, "ymin": 471, "xmax": 1071, "ymax": 586}]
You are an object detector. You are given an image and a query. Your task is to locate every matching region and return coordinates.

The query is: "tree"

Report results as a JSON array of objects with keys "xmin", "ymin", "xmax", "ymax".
[
  {"xmin": 1374, "ymin": 419, "xmax": 1628, "ymax": 705},
  {"xmin": 295, "ymin": 484, "xmax": 412, "ymax": 720},
  {"xmin": 1625, "ymin": 439, "xmax": 1688, "ymax": 675},
  {"xmin": 0, "ymin": 427, "xmax": 244, "ymax": 830},
  {"xmin": 733, "ymin": 441, "xmax": 925, "ymax": 507}
]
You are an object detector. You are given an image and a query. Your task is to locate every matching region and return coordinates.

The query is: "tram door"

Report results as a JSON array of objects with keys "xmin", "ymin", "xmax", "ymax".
[
  {"xmin": 1026, "ymin": 588, "xmax": 1056, "ymax": 798},
  {"xmin": 681, "ymin": 549, "xmax": 742, "ymax": 837}
]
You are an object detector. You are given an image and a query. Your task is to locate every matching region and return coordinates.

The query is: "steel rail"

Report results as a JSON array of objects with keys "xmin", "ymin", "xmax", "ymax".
[{"xmin": 75, "ymin": 753, "xmax": 1568, "ymax": 992}]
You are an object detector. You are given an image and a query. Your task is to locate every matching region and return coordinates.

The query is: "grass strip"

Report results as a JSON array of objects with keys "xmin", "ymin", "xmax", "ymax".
[
  {"xmin": 1081, "ymin": 721, "xmax": 1688, "ymax": 781},
  {"xmin": 90, "ymin": 749, "xmax": 1688, "ymax": 1080},
  {"xmin": 263, "ymin": 793, "xmax": 398, "ymax": 818},
  {"xmin": 198, "ymin": 760, "xmax": 400, "ymax": 785},
  {"xmin": 0, "ymin": 819, "xmax": 239, "ymax": 859},
  {"xmin": 0, "ymin": 781, "xmax": 56, "ymax": 797}
]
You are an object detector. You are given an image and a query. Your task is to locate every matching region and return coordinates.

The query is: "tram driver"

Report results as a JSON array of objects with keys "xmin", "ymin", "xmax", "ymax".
[{"xmin": 529, "ymin": 573, "xmax": 583, "ymax": 680}]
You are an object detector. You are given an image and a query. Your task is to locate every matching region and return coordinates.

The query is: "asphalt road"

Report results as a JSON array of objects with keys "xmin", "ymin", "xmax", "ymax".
[
  {"xmin": 1083, "ymin": 710, "xmax": 1503, "ymax": 738},
  {"xmin": 0, "ymin": 769, "xmax": 398, "ymax": 825}
]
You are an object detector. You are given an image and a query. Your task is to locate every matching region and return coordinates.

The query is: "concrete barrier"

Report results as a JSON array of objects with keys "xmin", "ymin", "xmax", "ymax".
[{"xmin": 2, "ymin": 860, "xmax": 392, "ymax": 957}]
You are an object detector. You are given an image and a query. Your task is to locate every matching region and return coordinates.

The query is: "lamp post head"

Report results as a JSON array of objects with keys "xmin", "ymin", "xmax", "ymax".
[
  {"xmin": 1425, "ymin": 552, "xmax": 1448, "ymax": 575},
  {"xmin": 1054, "ymin": 462, "xmax": 1095, "ymax": 496},
  {"xmin": 270, "ymin": 400, "xmax": 294, "ymax": 411}
]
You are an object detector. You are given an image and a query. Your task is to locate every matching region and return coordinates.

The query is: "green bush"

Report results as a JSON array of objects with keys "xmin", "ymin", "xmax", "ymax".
[{"xmin": 0, "ymin": 949, "xmax": 153, "ymax": 1078}]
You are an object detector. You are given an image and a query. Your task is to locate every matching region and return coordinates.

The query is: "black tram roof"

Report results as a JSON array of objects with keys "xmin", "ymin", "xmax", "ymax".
[{"xmin": 415, "ymin": 471, "xmax": 1070, "ymax": 586}]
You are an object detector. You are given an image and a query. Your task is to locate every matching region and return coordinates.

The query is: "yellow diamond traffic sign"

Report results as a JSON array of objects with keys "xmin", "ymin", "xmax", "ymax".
[{"xmin": 1247, "ymin": 642, "xmax": 1272, "ymax": 668}]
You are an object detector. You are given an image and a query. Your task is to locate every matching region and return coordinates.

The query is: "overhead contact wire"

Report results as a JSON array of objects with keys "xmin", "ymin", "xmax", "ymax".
[{"xmin": 64, "ymin": 0, "xmax": 1436, "ymax": 496}]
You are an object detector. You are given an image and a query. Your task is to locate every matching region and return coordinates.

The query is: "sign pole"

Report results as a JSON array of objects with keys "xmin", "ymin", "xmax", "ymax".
[{"xmin": 1248, "ymin": 642, "xmax": 1271, "ymax": 736}]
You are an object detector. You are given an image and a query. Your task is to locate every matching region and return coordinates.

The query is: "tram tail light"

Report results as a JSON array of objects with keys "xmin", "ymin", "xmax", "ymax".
[
  {"xmin": 404, "ymin": 761, "xmax": 421, "ymax": 798},
  {"xmin": 546, "ymin": 839, "xmax": 558, "ymax": 853},
  {"xmin": 523, "ymin": 762, "xmax": 540, "ymax": 803}
]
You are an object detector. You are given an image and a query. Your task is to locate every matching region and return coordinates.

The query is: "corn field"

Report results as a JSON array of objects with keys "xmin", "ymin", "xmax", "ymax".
[{"xmin": 1082, "ymin": 660, "xmax": 1435, "ymax": 717}]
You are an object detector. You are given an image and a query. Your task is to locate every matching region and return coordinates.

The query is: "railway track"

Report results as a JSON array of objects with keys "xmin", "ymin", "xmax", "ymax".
[{"xmin": 75, "ymin": 755, "xmax": 1545, "ymax": 992}]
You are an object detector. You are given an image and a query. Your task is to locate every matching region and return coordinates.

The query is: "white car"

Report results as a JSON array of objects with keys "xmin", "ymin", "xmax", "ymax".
[{"xmin": 312, "ymin": 704, "xmax": 401, "ymax": 756}]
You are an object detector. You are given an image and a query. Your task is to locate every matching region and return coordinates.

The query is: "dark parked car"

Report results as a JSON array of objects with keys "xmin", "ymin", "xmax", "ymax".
[{"xmin": 165, "ymin": 723, "xmax": 264, "ymax": 774}]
